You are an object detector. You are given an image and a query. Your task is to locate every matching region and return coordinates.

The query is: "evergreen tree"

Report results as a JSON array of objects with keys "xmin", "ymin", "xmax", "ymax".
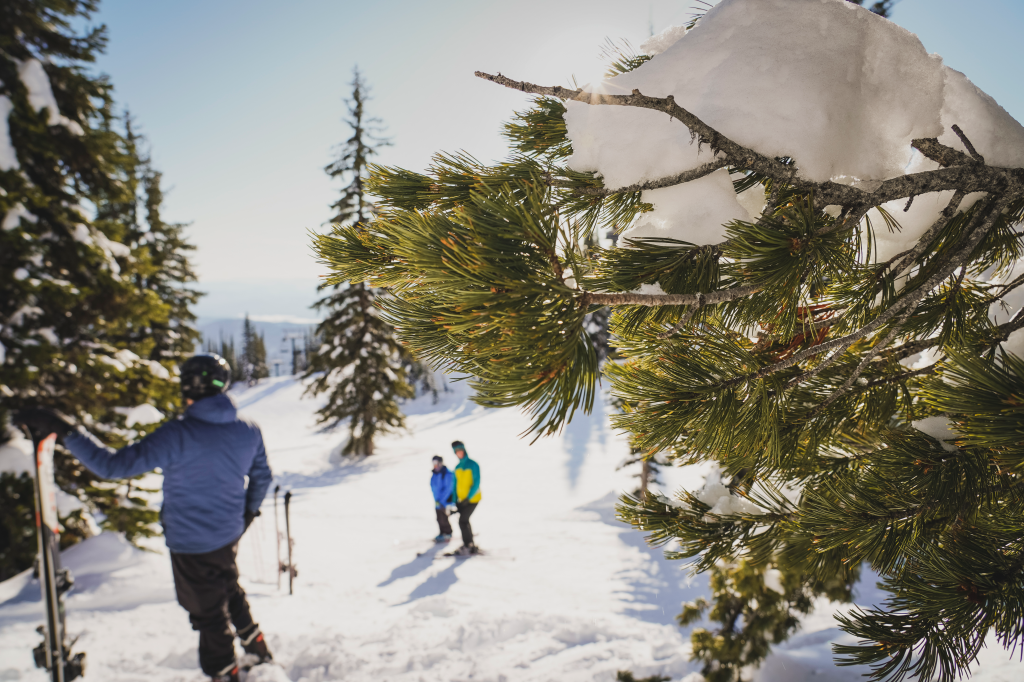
[
  {"xmin": 219, "ymin": 335, "xmax": 243, "ymax": 383},
  {"xmin": 240, "ymin": 315, "xmax": 268, "ymax": 385},
  {"xmin": 140, "ymin": 166, "xmax": 201, "ymax": 360},
  {"xmin": 255, "ymin": 332, "xmax": 268, "ymax": 379},
  {"xmin": 313, "ymin": 3, "xmax": 1024, "ymax": 679},
  {"xmin": 305, "ymin": 68, "xmax": 414, "ymax": 456},
  {"xmin": 616, "ymin": 673, "xmax": 670, "ymax": 682},
  {"xmin": 679, "ymin": 559, "xmax": 857, "ymax": 682},
  {"xmin": 618, "ymin": 442, "xmax": 665, "ymax": 499},
  {"xmin": 0, "ymin": 1, "xmax": 198, "ymax": 579}
]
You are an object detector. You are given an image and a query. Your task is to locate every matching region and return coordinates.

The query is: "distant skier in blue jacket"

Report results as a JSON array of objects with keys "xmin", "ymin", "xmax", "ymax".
[
  {"xmin": 430, "ymin": 455, "xmax": 455, "ymax": 542},
  {"xmin": 16, "ymin": 354, "xmax": 273, "ymax": 682}
]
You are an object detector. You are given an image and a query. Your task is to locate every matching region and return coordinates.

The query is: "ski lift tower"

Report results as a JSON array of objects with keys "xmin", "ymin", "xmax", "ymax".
[{"xmin": 281, "ymin": 331, "xmax": 305, "ymax": 375}]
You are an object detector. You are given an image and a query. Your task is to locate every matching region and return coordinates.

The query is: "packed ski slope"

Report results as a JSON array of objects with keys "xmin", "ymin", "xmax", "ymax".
[{"xmin": 1, "ymin": 377, "xmax": 1022, "ymax": 681}]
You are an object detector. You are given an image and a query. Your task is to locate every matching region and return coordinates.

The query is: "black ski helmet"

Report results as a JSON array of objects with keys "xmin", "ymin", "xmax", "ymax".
[{"xmin": 180, "ymin": 353, "xmax": 232, "ymax": 400}]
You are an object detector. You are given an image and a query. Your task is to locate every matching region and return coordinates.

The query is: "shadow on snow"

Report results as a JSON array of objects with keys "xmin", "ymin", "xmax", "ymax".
[
  {"xmin": 378, "ymin": 543, "xmax": 447, "ymax": 588},
  {"xmin": 380, "ymin": 543, "xmax": 463, "ymax": 606},
  {"xmin": 271, "ymin": 453, "xmax": 378, "ymax": 491},
  {"xmin": 577, "ymin": 490, "xmax": 707, "ymax": 627},
  {"xmin": 561, "ymin": 398, "xmax": 608, "ymax": 489}
]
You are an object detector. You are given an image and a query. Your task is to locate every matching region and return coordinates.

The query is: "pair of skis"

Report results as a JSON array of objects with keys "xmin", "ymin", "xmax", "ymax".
[
  {"xmin": 29, "ymin": 432, "xmax": 86, "ymax": 682},
  {"xmin": 273, "ymin": 485, "xmax": 297, "ymax": 594}
]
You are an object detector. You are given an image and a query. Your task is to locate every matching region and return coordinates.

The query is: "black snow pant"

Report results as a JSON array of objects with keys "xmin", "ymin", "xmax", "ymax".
[
  {"xmin": 170, "ymin": 541, "xmax": 256, "ymax": 677},
  {"xmin": 435, "ymin": 506, "xmax": 453, "ymax": 536},
  {"xmin": 456, "ymin": 501, "xmax": 478, "ymax": 546}
]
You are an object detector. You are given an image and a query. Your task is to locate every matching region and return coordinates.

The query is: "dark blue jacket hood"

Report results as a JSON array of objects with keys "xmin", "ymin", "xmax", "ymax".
[{"xmin": 186, "ymin": 392, "xmax": 238, "ymax": 424}]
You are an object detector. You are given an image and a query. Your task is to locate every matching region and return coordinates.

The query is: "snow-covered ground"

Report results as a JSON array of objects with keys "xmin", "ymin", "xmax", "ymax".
[{"xmin": 1, "ymin": 377, "xmax": 1022, "ymax": 681}]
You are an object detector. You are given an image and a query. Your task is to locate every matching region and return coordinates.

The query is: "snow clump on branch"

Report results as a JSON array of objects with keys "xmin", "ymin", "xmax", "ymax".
[
  {"xmin": 695, "ymin": 465, "xmax": 765, "ymax": 519},
  {"xmin": 563, "ymin": 0, "xmax": 1024, "ymax": 251}
]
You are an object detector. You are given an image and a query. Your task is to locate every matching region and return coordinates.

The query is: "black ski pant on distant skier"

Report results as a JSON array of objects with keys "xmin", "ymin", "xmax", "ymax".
[
  {"xmin": 171, "ymin": 541, "xmax": 257, "ymax": 676},
  {"xmin": 456, "ymin": 501, "xmax": 478, "ymax": 546},
  {"xmin": 436, "ymin": 506, "xmax": 453, "ymax": 536}
]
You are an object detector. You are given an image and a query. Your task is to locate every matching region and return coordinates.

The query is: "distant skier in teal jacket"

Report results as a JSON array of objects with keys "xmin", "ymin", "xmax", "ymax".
[{"xmin": 451, "ymin": 440, "xmax": 481, "ymax": 555}]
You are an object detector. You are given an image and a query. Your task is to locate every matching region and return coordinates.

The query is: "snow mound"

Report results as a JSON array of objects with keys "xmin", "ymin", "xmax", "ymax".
[
  {"xmin": 913, "ymin": 416, "xmax": 958, "ymax": 452},
  {"xmin": 1002, "ymin": 327, "xmax": 1024, "ymax": 359},
  {"xmin": 763, "ymin": 568, "xmax": 785, "ymax": 595},
  {"xmin": 115, "ymin": 403, "xmax": 165, "ymax": 427},
  {"xmin": 1, "ymin": 203, "xmax": 36, "ymax": 231},
  {"xmin": 17, "ymin": 58, "xmax": 84, "ymax": 134},
  {"xmin": 564, "ymin": 0, "xmax": 1024, "ymax": 250},
  {"xmin": 0, "ymin": 96, "xmax": 19, "ymax": 171},
  {"xmin": 245, "ymin": 663, "xmax": 292, "ymax": 681},
  {"xmin": 0, "ymin": 429, "xmax": 33, "ymax": 476},
  {"xmin": 627, "ymin": 169, "xmax": 751, "ymax": 245},
  {"xmin": 696, "ymin": 465, "xmax": 764, "ymax": 517},
  {"xmin": 60, "ymin": 531, "xmax": 149, "ymax": 578}
]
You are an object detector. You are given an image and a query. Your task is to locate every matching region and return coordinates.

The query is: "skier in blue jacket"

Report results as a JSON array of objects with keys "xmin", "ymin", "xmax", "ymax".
[
  {"xmin": 16, "ymin": 354, "xmax": 273, "ymax": 682},
  {"xmin": 430, "ymin": 455, "xmax": 455, "ymax": 542}
]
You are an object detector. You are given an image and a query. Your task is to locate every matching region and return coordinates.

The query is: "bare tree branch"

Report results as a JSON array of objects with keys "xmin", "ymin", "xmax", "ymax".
[
  {"xmin": 812, "ymin": 301, "xmax": 919, "ymax": 412},
  {"xmin": 911, "ymin": 137, "xmax": 974, "ymax": 168},
  {"xmin": 555, "ymin": 158, "xmax": 730, "ymax": 197},
  {"xmin": 984, "ymin": 271, "xmax": 1024, "ymax": 308},
  {"xmin": 889, "ymin": 190, "xmax": 967, "ymax": 274},
  {"xmin": 476, "ymin": 72, "xmax": 1024, "ymax": 212},
  {"xmin": 474, "ymin": 71, "xmax": 791, "ymax": 178},
  {"xmin": 657, "ymin": 293, "xmax": 705, "ymax": 339},
  {"xmin": 580, "ymin": 286, "xmax": 758, "ymax": 308},
  {"xmin": 951, "ymin": 125, "xmax": 985, "ymax": 164}
]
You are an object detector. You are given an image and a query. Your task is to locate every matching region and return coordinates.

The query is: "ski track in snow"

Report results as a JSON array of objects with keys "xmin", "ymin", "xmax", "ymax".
[{"xmin": 2, "ymin": 376, "xmax": 1023, "ymax": 681}]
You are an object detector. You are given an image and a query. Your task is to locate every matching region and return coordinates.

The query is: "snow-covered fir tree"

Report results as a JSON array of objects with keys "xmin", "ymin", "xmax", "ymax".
[
  {"xmin": 314, "ymin": 1, "xmax": 1024, "ymax": 679},
  {"xmin": 305, "ymin": 68, "xmax": 413, "ymax": 456},
  {"xmin": 0, "ymin": 1, "xmax": 199, "ymax": 579},
  {"xmin": 139, "ymin": 167, "xmax": 201, "ymax": 360}
]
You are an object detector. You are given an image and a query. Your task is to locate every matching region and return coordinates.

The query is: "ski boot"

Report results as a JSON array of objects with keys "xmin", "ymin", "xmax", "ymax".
[
  {"xmin": 210, "ymin": 662, "xmax": 239, "ymax": 682},
  {"xmin": 238, "ymin": 623, "xmax": 273, "ymax": 668},
  {"xmin": 451, "ymin": 543, "xmax": 479, "ymax": 556},
  {"xmin": 434, "ymin": 533, "xmax": 452, "ymax": 543}
]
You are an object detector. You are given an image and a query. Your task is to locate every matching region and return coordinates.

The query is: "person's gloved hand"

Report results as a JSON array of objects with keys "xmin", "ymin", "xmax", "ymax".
[
  {"xmin": 13, "ymin": 408, "xmax": 75, "ymax": 443},
  {"xmin": 244, "ymin": 509, "xmax": 260, "ymax": 530}
]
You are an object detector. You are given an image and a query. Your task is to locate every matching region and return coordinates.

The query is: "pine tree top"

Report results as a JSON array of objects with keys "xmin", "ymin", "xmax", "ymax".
[{"xmin": 325, "ymin": 67, "xmax": 390, "ymax": 227}]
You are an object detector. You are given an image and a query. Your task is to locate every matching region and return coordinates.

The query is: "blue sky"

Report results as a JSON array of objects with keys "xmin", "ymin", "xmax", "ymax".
[{"xmin": 86, "ymin": 0, "xmax": 1024, "ymax": 318}]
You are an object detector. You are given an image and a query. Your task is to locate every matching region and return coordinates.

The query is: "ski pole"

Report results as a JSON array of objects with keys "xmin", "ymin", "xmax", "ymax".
[
  {"xmin": 284, "ymin": 490, "xmax": 294, "ymax": 595},
  {"xmin": 274, "ymin": 485, "xmax": 281, "ymax": 591}
]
